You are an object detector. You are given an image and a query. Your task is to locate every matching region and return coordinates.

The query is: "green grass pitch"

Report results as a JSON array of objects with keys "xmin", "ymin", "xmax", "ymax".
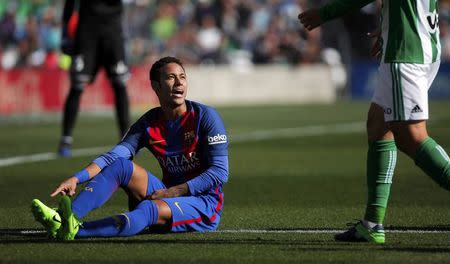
[{"xmin": 1, "ymin": 101, "xmax": 450, "ymax": 263}]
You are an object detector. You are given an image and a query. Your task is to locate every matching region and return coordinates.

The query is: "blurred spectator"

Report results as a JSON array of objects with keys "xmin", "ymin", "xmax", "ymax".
[
  {"xmin": 3, "ymin": 0, "xmax": 450, "ymax": 70},
  {"xmin": 196, "ymin": 13, "xmax": 225, "ymax": 63}
]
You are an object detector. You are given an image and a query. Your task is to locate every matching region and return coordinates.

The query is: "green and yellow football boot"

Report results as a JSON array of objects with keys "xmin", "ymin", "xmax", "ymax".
[
  {"xmin": 31, "ymin": 199, "xmax": 61, "ymax": 238},
  {"xmin": 335, "ymin": 221, "xmax": 385, "ymax": 244},
  {"xmin": 56, "ymin": 196, "xmax": 82, "ymax": 240}
]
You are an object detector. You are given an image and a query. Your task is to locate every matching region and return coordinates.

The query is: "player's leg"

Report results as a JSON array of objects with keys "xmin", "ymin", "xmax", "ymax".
[
  {"xmin": 364, "ymin": 103, "xmax": 396, "ymax": 228},
  {"xmin": 335, "ymin": 103, "xmax": 394, "ymax": 244},
  {"xmin": 390, "ymin": 121, "xmax": 450, "ymax": 189},
  {"xmin": 58, "ymin": 69, "xmax": 88, "ymax": 157},
  {"xmin": 102, "ymin": 25, "xmax": 130, "ymax": 138},
  {"xmin": 58, "ymin": 26, "xmax": 98, "ymax": 156},
  {"xmin": 336, "ymin": 63, "xmax": 400, "ymax": 244},
  {"xmin": 58, "ymin": 163, "xmax": 172, "ymax": 239},
  {"xmin": 59, "ymin": 196, "xmax": 169, "ymax": 238},
  {"xmin": 162, "ymin": 189, "xmax": 224, "ymax": 233},
  {"xmin": 65, "ymin": 188, "xmax": 224, "ymax": 239},
  {"xmin": 70, "ymin": 158, "xmax": 145, "ymax": 220},
  {"xmin": 388, "ymin": 61, "xmax": 450, "ymax": 189},
  {"xmin": 109, "ymin": 72, "xmax": 130, "ymax": 138}
]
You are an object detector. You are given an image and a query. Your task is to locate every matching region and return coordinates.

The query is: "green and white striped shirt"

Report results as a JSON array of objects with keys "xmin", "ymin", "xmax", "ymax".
[{"xmin": 320, "ymin": 0, "xmax": 441, "ymax": 64}]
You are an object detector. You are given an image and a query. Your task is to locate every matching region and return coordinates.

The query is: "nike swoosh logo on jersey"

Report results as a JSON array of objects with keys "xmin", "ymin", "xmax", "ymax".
[{"xmin": 174, "ymin": 202, "xmax": 184, "ymax": 215}]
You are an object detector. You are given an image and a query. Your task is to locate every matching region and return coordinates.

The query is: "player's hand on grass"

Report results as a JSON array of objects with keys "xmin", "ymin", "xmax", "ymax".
[
  {"xmin": 368, "ymin": 29, "xmax": 382, "ymax": 59},
  {"xmin": 298, "ymin": 8, "xmax": 323, "ymax": 31},
  {"xmin": 50, "ymin": 176, "xmax": 78, "ymax": 197},
  {"xmin": 148, "ymin": 184, "xmax": 189, "ymax": 199}
]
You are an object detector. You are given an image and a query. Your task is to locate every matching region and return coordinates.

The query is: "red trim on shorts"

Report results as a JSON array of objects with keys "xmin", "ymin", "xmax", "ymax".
[{"xmin": 172, "ymin": 187, "xmax": 224, "ymax": 227}]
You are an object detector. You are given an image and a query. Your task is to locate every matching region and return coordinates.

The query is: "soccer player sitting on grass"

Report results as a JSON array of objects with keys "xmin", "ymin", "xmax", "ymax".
[
  {"xmin": 31, "ymin": 56, "xmax": 229, "ymax": 240},
  {"xmin": 299, "ymin": 0, "xmax": 450, "ymax": 244}
]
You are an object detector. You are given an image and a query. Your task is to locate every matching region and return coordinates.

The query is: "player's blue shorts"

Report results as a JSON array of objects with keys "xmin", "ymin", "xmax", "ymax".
[{"xmin": 146, "ymin": 171, "xmax": 224, "ymax": 232}]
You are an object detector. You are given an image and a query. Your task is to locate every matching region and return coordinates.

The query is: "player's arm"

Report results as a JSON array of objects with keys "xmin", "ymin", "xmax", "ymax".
[
  {"xmin": 51, "ymin": 116, "xmax": 147, "ymax": 197},
  {"xmin": 50, "ymin": 162, "xmax": 101, "ymax": 197},
  {"xmin": 299, "ymin": 0, "xmax": 374, "ymax": 31},
  {"xmin": 150, "ymin": 155, "xmax": 229, "ymax": 199},
  {"xmin": 150, "ymin": 107, "xmax": 229, "ymax": 199},
  {"xmin": 50, "ymin": 144, "xmax": 135, "ymax": 197},
  {"xmin": 187, "ymin": 107, "xmax": 229, "ymax": 196}
]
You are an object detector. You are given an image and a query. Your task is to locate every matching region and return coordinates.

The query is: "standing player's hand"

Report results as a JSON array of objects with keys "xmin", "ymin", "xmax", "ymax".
[
  {"xmin": 298, "ymin": 8, "xmax": 324, "ymax": 31},
  {"xmin": 50, "ymin": 177, "xmax": 78, "ymax": 197}
]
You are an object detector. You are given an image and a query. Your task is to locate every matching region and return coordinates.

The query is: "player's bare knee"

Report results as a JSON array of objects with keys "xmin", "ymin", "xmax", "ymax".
[
  {"xmin": 153, "ymin": 200, "xmax": 172, "ymax": 225},
  {"xmin": 367, "ymin": 109, "xmax": 391, "ymax": 141},
  {"xmin": 126, "ymin": 162, "xmax": 148, "ymax": 200}
]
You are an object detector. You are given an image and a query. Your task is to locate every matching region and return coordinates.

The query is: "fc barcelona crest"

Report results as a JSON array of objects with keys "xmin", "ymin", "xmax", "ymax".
[{"xmin": 184, "ymin": 130, "xmax": 195, "ymax": 145}]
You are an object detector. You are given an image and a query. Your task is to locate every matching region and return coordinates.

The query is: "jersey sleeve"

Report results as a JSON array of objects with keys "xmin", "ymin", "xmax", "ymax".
[
  {"xmin": 187, "ymin": 155, "xmax": 229, "ymax": 195},
  {"xmin": 320, "ymin": 0, "xmax": 374, "ymax": 22},
  {"xmin": 92, "ymin": 113, "xmax": 149, "ymax": 169},
  {"xmin": 120, "ymin": 114, "xmax": 150, "ymax": 155},
  {"xmin": 186, "ymin": 106, "xmax": 229, "ymax": 195},
  {"xmin": 201, "ymin": 106, "xmax": 228, "ymax": 156}
]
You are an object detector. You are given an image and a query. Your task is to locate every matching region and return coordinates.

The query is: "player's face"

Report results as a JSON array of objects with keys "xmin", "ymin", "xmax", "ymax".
[{"xmin": 154, "ymin": 63, "xmax": 187, "ymax": 108}]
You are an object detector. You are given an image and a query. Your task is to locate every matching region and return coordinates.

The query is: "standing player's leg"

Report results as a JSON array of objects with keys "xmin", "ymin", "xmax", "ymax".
[
  {"xmin": 58, "ymin": 26, "xmax": 99, "ymax": 157},
  {"xmin": 388, "ymin": 61, "xmax": 450, "ymax": 189},
  {"xmin": 336, "ymin": 63, "xmax": 401, "ymax": 244},
  {"xmin": 391, "ymin": 121, "xmax": 450, "ymax": 189},
  {"xmin": 59, "ymin": 64, "xmax": 89, "ymax": 157},
  {"xmin": 335, "ymin": 103, "xmax": 395, "ymax": 244},
  {"xmin": 102, "ymin": 25, "xmax": 130, "ymax": 138}
]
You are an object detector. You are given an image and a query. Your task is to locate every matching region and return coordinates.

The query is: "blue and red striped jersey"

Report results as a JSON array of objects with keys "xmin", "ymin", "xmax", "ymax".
[{"xmin": 119, "ymin": 100, "xmax": 228, "ymax": 195}]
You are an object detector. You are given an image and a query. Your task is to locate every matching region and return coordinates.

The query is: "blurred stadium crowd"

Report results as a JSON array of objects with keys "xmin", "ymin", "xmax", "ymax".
[{"xmin": 2, "ymin": 0, "xmax": 450, "ymax": 70}]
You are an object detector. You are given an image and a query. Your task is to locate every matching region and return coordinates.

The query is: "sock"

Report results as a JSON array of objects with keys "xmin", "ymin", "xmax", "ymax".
[
  {"xmin": 72, "ymin": 158, "xmax": 133, "ymax": 219},
  {"xmin": 364, "ymin": 140, "xmax": 397, "ymax": 224},
  {"xmin": 415, "ymin": 137, "xmax": 450, "ymax": 189},
  {"xmin": 77, "ymin": 200, "xmax": 158, "ymax": 237}
]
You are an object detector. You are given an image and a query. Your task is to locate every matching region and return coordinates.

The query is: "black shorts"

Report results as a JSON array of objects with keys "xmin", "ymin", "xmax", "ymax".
[{"xmin": 70, "ymin": 20, "xmax": 129, "ymax": 84}]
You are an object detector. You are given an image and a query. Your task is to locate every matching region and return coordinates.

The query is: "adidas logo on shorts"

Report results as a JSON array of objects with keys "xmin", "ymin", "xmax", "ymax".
[{"xmin": 411, "ymin": 105, "xmax": 423, "ymax": 113}]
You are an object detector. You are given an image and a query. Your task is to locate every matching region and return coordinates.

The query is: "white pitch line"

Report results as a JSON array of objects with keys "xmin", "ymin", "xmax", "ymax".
[
  {"xmin": 12, "ymin": 228, "xmax": 450, "ymax": 235},
  {"xmin": 231, "ymin": 122, "xmax": 365, "ymax": 143},
  {"xmin": 216, "ymin": 229, "xmax": 450, "ymax": 234},
  {"xmin": 0, "ymin": 146, "xmax": 109, "ymax": 168},
  {"xmin": 0, "ymin": 122, "xmax": 365, "ymax": 168}
]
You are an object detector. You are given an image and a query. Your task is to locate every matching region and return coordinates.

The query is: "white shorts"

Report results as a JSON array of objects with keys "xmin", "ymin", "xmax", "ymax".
[{"xmin": 372, "ymin": 61, "xmax": 440, "ymax": 122}]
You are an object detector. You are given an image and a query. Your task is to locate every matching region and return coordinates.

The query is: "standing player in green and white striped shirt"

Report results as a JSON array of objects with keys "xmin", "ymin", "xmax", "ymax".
[{"xmin": 299, "ymin": 0, "xmax": 450, "ymax": 244}]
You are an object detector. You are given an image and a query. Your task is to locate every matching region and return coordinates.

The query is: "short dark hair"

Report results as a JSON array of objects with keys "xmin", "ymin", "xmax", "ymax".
[{"xmin": 149, "ymin": 56, "xmax": 185, "ymax": 82}]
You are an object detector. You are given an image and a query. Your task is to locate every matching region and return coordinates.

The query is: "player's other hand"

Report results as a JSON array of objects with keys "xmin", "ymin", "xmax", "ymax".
[
  {"xmin": 148, "ymin": 184, "xmax": 189, "ymax": 199},
  {"xmin": 50, "ymin": 177, "xmax": 78, "ymax": 197},
  {"xmin": 298, "ymin": 8, "xmax": 323, "ymax": 31},
  {"xmin": 148, "ymin": 189, "xmax": 173, "ymax": 200}
]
